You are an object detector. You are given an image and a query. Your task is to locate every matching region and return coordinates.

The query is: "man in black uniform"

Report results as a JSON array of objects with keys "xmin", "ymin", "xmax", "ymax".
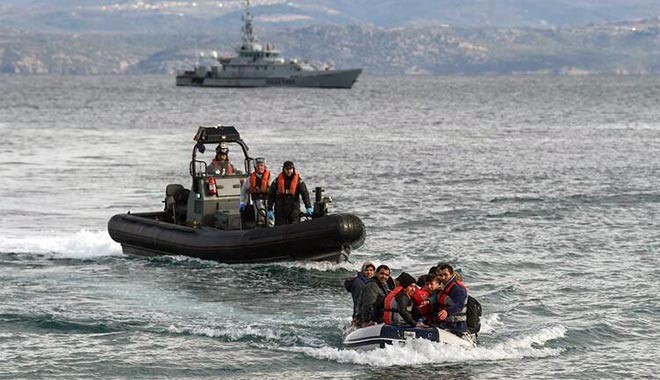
[{"xmin": 267, "ymin": 161, "xmax": 313, "ymax": 225}]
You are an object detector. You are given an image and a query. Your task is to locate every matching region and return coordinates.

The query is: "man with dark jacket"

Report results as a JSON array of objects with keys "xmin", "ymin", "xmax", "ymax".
[
  {"xmin": 431, "ymin": 263, "xmax": 468, "ymax": 335},
  {"xmin": 358, "ymin": 265, "xmax": 391, "ymax": 326},
  {"xmin": 267, "ymin": 161, "xmax": 313, "ymax": 225},
  {"xmin": 344, "ymin": 262, "xmax": 375, "ymax": 325}
]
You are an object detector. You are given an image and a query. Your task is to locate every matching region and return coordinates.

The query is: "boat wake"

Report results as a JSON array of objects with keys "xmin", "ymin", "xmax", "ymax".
[
  {"xmin": 292, "ymin": 325, "xmax": 566, "ymax": 366},
  {"xmin": 275, "ymin": 260, "xmax": 357, "ymax": 272},
  {"xmin": 0, "ymin": 230, "xmax": 122, "ymax": 259}
]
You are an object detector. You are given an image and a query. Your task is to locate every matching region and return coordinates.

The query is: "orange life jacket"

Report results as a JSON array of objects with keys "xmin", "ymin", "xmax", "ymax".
[
  {"xmin": 276, "ymin": 172, "xmax": 299, "ymax": 196},
  {"xmin": 249, "ymin": 170, "xmax": 270, "ymax": 194},
  {"xmin": 382, "ymin": 285, "xmax": 404, "ymax": 325}
]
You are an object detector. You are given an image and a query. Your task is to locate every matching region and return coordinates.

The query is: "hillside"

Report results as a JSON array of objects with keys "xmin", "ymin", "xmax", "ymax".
[{"xmin": 2, "ymin": 18, "xmax": 660, "ymax": 75}]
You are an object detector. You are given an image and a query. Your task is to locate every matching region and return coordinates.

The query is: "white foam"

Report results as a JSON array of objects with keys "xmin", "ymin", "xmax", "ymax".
[
  {"xmin": 167, "ymin": 323, "xmax": 327, "ymax": 347},
  {"xmin": 167, "ymin": 324, "xmax": 281, "ymax": 341},
  {"xmin": 291, "ymin": 325, "xmax": 566, "ymax": 366},
  {"xmin": 0, "ymin": 230, "xmax": 123, "ymax": 259},
  {"xmin": 479, "ymin": 313, "xmax": 503, "ymax": 334},
  {"xmin": 275, "ymin": 260, "xmax": 358, "ymax": 272}
]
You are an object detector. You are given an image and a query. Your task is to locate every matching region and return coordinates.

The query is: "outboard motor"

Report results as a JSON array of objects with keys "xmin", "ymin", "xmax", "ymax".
[{"xmin": 313, "ymin": 187, "xmax": 332, "ymax": 218}]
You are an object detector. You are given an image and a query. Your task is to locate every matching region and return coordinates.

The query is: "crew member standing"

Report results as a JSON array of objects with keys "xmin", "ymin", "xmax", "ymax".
[
  {"xmin": 240, "ymin": 157, "xmax": 271, "ymax": 226},
  {"xmin": 267, "ymin": 161, "xmax": 313, "ymax": 225}
]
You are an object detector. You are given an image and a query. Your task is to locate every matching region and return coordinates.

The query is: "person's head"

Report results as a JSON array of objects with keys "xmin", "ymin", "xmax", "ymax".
[
  {"xmin": 396, "ymin": 272, "xmax": 417, "ymax": 296},
  {"xmin": 282, "ymin": 160, "xmax": 295, "ymax": 176},
  {"xmin": 428, "ymin": 266, "xmax": 438, "ymax": 277},
  {"xmin": 436, "ymin": 263, "xmax": 454, "ymax": 284},
  {"xmin": 454, "ymin": 268, "xmax": 463, "ymax": 282},
  {"xmin": 254, "ymin": 157, "xmax": 267, "ymax": 174},
  {"xmin": 424, "ymin": 276, "xmax": 441, "ymax": 292},
  {"xmin": 374, "ymin": 265, "xmax": 390, "ymax": 284},
  {"xmin": 361, "ymin": 262, "xmax": 375, "ymax": 278},
  {"xmin": 216, "ymin": 142, "xmax": 229, "ymax": 160}
]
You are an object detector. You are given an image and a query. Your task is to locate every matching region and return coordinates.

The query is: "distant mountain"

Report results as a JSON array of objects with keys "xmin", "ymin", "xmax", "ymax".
[
  {"xmin": 3, "ymin": 18, "xmax": 660, "ymax": 75},
  {"xmin": 2, "ymin": 0, "xmax": 660, "ymax": 33}
]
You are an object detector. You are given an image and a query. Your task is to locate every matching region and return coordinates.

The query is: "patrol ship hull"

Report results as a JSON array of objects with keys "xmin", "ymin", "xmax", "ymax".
[
  {"xmin": 176, "ymin": 68, "xmax": 362, "ymax": 89},
  {"xmin": 108, "ymin": 212, "xmax": 365, "ymax": 263}
]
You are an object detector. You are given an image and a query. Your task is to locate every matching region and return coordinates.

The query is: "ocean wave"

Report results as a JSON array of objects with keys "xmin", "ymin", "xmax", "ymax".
[
  {"xmin": 0, "ymin": 312, "xmax": 126, "ymax": 334},
  {"xmin": 167, "ymin": 323, "xmax": 326, "ymax": 347},
  {"xmin": 273, "ymin": 260, "xmax": 358, "ymax": 272},
  {"xmin": 292, "ymin": 325, "xmax": 566, "ymax": 366},
  {"xmin": 0, "ymin": 230, "xmax": 122, "ymax": 259}
]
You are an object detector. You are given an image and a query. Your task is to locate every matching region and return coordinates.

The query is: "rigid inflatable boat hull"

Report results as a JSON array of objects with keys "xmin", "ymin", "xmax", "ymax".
[
  {"xmin": 108, "ymin": 212, "xmax": 365, "ymax": 263},
  {"xmin": 342, "ymin": 324, "xmax": 476, "ymax": 350}
]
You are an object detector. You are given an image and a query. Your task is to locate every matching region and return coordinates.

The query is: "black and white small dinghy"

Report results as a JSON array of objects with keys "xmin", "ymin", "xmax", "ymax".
[{"xmin": 342, "ymin": 324, "xmax": 476, "ymax": 350}]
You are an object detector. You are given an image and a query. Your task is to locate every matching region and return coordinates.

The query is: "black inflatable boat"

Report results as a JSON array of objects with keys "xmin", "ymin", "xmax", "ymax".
[
  {"xmin": 108, "ymin": 212, "xmax": 364, "ymax": 263},
  {"xmin": 108, "ymin": 125, "xmax": 365, "ymax": 263}
]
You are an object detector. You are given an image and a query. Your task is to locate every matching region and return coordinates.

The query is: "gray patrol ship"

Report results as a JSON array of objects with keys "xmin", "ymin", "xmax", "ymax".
[{"xmin": 176, "ymin": 0, "xmax": 362, "ymax": 89}]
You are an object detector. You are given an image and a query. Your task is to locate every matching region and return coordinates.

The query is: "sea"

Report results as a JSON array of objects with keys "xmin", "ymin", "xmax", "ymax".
[{"xmin": 0, "ymin": 74, "xmax": 658, "ymax": 379}]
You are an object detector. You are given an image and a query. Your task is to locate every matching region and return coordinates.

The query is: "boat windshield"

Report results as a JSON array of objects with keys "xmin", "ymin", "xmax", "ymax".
[{"xmin": 192, "ymin": 142, "xmax": 247, "ymax": 177}]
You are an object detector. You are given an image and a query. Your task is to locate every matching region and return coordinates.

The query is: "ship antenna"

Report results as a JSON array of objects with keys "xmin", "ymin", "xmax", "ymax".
[{"xmin": 242, "ymin": 0, "xmax": 256, "ymax": 44}]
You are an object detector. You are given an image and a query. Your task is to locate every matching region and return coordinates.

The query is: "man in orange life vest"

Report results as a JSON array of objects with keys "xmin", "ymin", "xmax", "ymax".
[
  {"xmin": 430, "ymin": 263, "xmax": 468, "ymax": 335},
  {"xmin": 207, "ymin": 142, "xmax": 236, "ymax": 176},
  {"xmin": 240, "ymin": 157, "xmax": 271, "ymax": 226},
  {"xmin": 266, "ymin": 161, "xmax": 313, "ymax": 225},
  {"xmin": 383, "ymin": 272, "xmax": 419, "ymax": 327}
]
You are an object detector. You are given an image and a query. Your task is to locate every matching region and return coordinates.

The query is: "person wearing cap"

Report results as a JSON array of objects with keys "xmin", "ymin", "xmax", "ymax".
[
  {"xmin": 344, "ymin": 262, "xmax": 375, "ymax": 326},
  {"xmin": 382, "ymin": 272, "xmax": 419, "ymax": 327},
  {"xmin": 240, "ymin": 157, "xmax": 271, "ymax": 226},
  {"xmin": 266, "ymin": 160, "xmax": 313, "ymax": 225},
  {"xmin": 207, "ymin": 142, "xmax": 236, "ymax": 176}
]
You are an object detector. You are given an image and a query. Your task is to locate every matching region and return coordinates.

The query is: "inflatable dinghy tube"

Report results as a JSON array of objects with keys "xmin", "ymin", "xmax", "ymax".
[{"xmin": 108, "ymin": 212, "xmax": 365, "ymax": 263}]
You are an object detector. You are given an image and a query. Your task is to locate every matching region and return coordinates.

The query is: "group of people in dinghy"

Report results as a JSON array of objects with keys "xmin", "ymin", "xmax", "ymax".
[{"xmin": 344, "ymin": 262, "xmax": 481, "ymax": 338}]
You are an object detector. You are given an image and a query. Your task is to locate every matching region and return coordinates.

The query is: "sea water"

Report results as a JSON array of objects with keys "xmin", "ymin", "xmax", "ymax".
[{"xmin": 0, "ymin": 75, "xmax": 658, "ymax": 379}]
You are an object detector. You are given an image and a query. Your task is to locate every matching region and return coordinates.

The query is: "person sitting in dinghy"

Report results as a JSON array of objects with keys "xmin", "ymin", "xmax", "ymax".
[
  {"xmin": 344, "ymin": 262, "xmax": 375, "ymax": 326},
  {"xmin": 412, "ymin": 276, "xmax": 441, "ymax": 325},
  {"xmin": 429, "ymin": 263, "xmax": 469, "ymax": 336},
  {"xmin": 416, "ymin": 266, "xmax": 438, "ymax": 287},
  {"xmin": 383, "ymin": 272, "xmax": 420, "ymax": 327},
  {"xmin": 358, "ymin": 264, "xmax": 391, "ymax": 327}
]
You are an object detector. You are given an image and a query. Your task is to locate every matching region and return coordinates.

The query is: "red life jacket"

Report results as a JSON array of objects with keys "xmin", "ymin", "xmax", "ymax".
[
  {"xmin": 383, "ymin": 286, "xmax": 404, "ymax": 325},
  {"xmin": 435, "ymin": 279, "xmax": 468, "ymax": 323},
  {"xmin": 276, "ymin": 172, "xmax": 299, "ymax": 196},
  {"xmin": 436, "ymin": 280, "xmax": 466, "ymax": 307},
  {"xmin": 412, "ymin": 288, "xmax": 432, "ymax": 320},
  {"xmin": 249, "ymin": 170, "xmax": 270, "ymax": 194}
]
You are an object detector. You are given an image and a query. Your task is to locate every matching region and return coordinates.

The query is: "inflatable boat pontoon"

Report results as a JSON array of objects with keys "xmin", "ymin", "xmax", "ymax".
[{"xmin": 108, "ymin": 125, "xmax": 365, "ymax": 263}]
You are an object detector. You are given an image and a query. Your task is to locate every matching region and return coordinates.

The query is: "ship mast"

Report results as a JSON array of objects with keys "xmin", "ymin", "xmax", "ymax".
[{"xmin": 241, "ymin": 0, "xmax": 256, "ymax": 45}]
